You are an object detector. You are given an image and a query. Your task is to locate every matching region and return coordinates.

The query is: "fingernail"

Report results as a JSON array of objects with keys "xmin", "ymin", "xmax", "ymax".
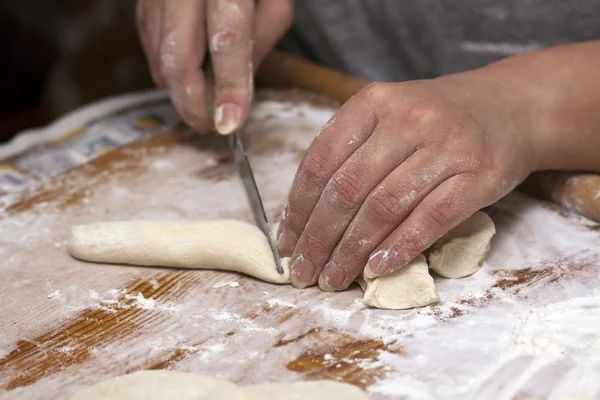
[
  {"xmin": 290, "ymin": 254, "xmax": 316, "ymax": 289},
  {"xmin": 214, "ymin": 102, "xmax": 241, "ymax": 135},
  {"xmin": 363, "ymin": 264, "xmax": 377, "ymax": 279},
  {"xmin": 366, "ymin": 249, "xmax": 389, "ymax": 278},
  {"xmin": 318, "ymin": 263, "xmax": 347, "ymax": 292},
  {"xmin": 277, "ymin": 228, "xmax": 298, "ymax": 256}
]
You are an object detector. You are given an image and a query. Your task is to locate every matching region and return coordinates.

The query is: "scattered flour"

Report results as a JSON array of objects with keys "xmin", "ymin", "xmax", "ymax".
[
  {"xmin": 513, "ymin": 294, "xmax": 600, "ymax": 357},
  {"xmin": 212, "ymin": 281, "xmax": 240, "ymax": 288},
  {"xmin": 266, "ymin": 298, "xmax": 295, "ymax": 308},
  {"xmin": 47, "ymin": 290, "xmax": 62, "ymax": 300},
  {"xmin": 210, "ymin": 310, "xmax": 276, "ymax": 333}
]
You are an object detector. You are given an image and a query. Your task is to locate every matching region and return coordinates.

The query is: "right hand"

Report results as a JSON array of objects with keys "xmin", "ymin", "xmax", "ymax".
[{"xmin": 136, "ymin": 0, "xmax": 293, "ymax": 134}]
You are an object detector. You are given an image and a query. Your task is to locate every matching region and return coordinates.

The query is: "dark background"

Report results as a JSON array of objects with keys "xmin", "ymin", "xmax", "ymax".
[{"xmin": 0, "ymin": 1, "xmax": 154, "ymax": 142}]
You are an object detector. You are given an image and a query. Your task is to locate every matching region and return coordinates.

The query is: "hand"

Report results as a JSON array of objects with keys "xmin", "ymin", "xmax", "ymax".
[
  {"xmin": 136, "ymin": 0, "xmax": 293, "ymax": 133},
  {"xmin": 277, "ymin": 71, "xmax": 540, "ymax": 291}
]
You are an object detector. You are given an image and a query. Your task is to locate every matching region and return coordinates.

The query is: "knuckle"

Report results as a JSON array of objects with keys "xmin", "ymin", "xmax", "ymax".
[
  {"xmin": 359, "ymin": 82, "xmax": 389, "ymax": 105},
  {"xmin": 366, "ymin": 188, "xmax": 405, "ymax": 222},
  {"xmin": 328, "ymin": 170, "xmax": 364, "ymax": 210},
  {"xmin": 406, "ymin": 99, "xmax": 445, "ymax": 127},
  {"xmin": 210, "ymin": 29, "xmax": 245, "ymax": 54},
  {"xmin": 300, "ymin": 148, "xmax": 336, "ymax": 186}
]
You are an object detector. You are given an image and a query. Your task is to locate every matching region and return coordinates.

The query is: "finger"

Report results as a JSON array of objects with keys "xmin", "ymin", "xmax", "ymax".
[
  {"xmin": 137, "ymin": 0, "xmax": 165, "ymax": 88},
  {"xmin": 207, "ymin": 0, "xmax": 254, "ymax": 134},
  {"xmin": 160, "ymin": 0, "xmax": 211, "ymax": 131},
  {"xmin": 288, "ymin": 121, "xmax": 421, "ymax": 289},
  {"xmin": 365, "ymin": 173, "xmax": 494, "ymax": 278},
  {"xmin": 252, "ymin": 0, "xmax": 294, "ymax": 66},
  {"xmin": 149, "ymin": 0, "xmax": 167, "ymax": 88},
  {"xmin": 318, "ymin": 149, "xmax": 457, "ymax": 291},
  {"xmin": 277, "ymin": 86, "xmax": 380, "ymax": 262},
  {"xmin": 136, "ymin": 1, "xmax": 150, "ymax": 66}
]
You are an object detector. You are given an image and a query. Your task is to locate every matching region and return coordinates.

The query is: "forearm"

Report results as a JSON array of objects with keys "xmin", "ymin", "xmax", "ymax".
[{"xmin": 477, "ymin": 40, "xmax": 600, "ymax": 173}]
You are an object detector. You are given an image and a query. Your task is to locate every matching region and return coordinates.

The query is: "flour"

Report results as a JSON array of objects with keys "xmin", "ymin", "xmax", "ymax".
[
  {"xmin": 47, "ymin": 290, "xmax": 62, "ymax": 300},
  {"xmin": 368, "ymin": 375, "xmax": 436, "ymax": 400},
  {"xmin": 266, "ymin": 298, "xmax": 295, "ymax": 308},
  {"xmin": 124, "ymin": 292, "xmax": 158, "ymax": 310},
  {"xmin": 60, "ymin": 345, "xmax": 79, "ymax": 354},
  {"xmin": 150, "ymin": 159, "xmax": 174, "ymax": 170},
  {"xmin": 209, "ymin": 311, "xmax": 276, "ymax": 333},
  {"xmin": 149, "ymin": 278, "xmax": 160, "ymax": 289},
  {"xmin": 212, "ymin": 281, "xmax": 240, "ymax": 288},
  {"xmin": 86, "ymin": 289, "xmax": 182, "ymax": 313},
  {"xmin": 513, "ymin": 293, "xmax": 600, "ymax": 357},
  {"xmin": 196, "ymin": 342, "xmax": 227, "ymax": 363}
]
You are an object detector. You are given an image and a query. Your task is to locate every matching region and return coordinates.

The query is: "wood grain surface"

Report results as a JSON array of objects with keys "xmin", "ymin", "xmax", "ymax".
[
  {"xmin": 1, "ymin": 89, "xmax": 600, "ymax": 400},
  {"xmin": 257, "ymin": 51, "xmax": 600, "ymax": 223}
]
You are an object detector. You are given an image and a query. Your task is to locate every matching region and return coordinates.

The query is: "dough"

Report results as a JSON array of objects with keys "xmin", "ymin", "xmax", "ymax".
[
  {"xmin": 68, "ymin": 220, "xmax": 289, "ymax": 284},
  {"xmin": 69, "ymin": 370, "xmax": 236, "ymax": 400},
  {"xmin": 69, "ymin": 219, "xmax": 438, "ymax": 309},
  {"xmin": 69, "ymin": 370, "xmax": 370, "ymax": 400},
  {"xmin": 428, "ymin": 211, "xmax": 496, "ymax": 278},
  {"xmin": 207, "ymin": 380, "xmax": 369, "ymax": 400},
  {"xmin": 356, "ymin": 254, "xmax": 438, "ymax": 310}
]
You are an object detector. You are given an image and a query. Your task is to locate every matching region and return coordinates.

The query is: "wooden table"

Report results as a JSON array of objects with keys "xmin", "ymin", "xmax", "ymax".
[{"xmin": 1, "ymin": 88, "xmax": 600, "ymax": 399}]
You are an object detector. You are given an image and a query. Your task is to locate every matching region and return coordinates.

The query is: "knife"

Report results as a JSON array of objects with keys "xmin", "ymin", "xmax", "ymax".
[{"xmin": 230, "ymin": 132, "xmax": 284, "ymax": 275}]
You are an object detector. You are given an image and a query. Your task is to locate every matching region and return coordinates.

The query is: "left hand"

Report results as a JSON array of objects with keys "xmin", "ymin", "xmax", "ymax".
[{"xmin": 277, "ymin": 71, "xmax": 541, "ymax": 291}]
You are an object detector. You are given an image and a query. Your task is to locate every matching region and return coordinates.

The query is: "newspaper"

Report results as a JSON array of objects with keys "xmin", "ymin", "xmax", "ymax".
[{"xmin": 0, "ymin": 90, "xmax": 179, "ymax": 197}]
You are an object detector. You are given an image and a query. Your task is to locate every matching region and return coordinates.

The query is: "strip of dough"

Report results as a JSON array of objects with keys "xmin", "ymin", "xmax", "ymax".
[
  {"xmin": 69, "ymin": 220, "xmax": 290, "ymax": 284},
  {"xmin": 428, "ymin": 211, "xmax": 496, "ymax": 278},
  {"xmin": 69, "ymin": 220, "xmax": 438, "ymax": 309}
]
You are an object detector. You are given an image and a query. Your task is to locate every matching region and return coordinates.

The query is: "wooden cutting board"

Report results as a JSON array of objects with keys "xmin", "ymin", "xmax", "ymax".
[{"xmin": 1, "ymin": 89, "xmax": 600, "ymax": 400}]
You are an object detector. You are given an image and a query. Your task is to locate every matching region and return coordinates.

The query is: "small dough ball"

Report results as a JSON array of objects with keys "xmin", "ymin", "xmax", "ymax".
[
  {"xmin": 69, "ymin": 370, "xmax": 237, "ymax": 400},
  {"xmin": 209, "ymin": 380, "xmax": 370, "ymax": 400},
  {"xmin": 428, "ymin": 211, "xmax": 496, "ymax": 278},
  {"xmin": 358, "ymin": 254, "xmax": 438, "ymax": 310}
]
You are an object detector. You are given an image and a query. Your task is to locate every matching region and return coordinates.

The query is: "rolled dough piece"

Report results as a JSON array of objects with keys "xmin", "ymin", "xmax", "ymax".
[
  {"xmin": 69, "ymin": 370, "xmax": 370, "ymax": 400},
  {"xmin": 356, "ymin": 254, "xmax": 438, "ymax": 310},
  {"xmin": 428, "ymin": 211, "xmax": 496, "ymax": 278},
  {"xmin": 68, "ymin": 219, "xmax": 290, "ymax": 284},
  {"xmin": 69, "ymin": 370, "xmax": 237, "ymax": 400}
]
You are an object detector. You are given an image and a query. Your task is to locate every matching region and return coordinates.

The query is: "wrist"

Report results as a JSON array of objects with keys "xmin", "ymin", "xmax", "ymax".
[{"xmin": 468, "ymin": 62, "xmax": 557, "ymax": 173}]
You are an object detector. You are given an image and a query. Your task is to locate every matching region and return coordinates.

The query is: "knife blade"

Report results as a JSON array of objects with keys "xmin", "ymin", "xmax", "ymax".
[{"xmin": 230, "ymin": 132, "xmax": 284, "ymax": 275}]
